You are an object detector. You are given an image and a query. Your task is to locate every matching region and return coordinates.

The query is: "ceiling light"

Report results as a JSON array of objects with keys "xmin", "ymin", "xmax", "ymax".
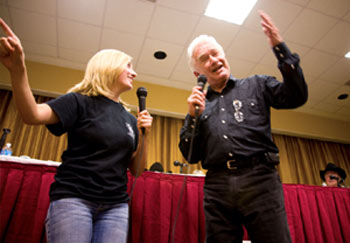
[
  {"xmin": 345, "ymin": 51, "xmax": 350, "ymax": 59},
  {"xmin": 204, "ymin": 0, "xmax": 257, "ymax": 25}
]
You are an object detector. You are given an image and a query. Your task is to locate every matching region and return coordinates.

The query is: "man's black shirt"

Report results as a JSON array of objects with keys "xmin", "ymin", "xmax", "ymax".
[{"xmin": 179, "ymin": 42, "xmax": 308, "ymax": 169}]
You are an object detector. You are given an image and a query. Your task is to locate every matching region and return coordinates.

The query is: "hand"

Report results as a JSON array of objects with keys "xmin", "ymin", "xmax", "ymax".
[
  {"xmin": 0, "ymin": 18, "xmax": 25, "ymax": 73},
  {"xmin": 259, "ymin": 10, "xmax": 283, "ymax": 47},
  {"xmin": 187, "ymin": 86, "xmax": 206, "ymax": 117},
  {"xmin": 137, "ymin": 110, "xmax": 153, "ymax": 136}
]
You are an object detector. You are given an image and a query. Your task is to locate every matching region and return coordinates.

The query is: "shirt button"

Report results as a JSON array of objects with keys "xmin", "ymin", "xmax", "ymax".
[
  {"xmin": 275, "ymin": 46, "xmax": 280, "ymax": 51},
  {"xmin": 185, "ymin": 138, "xmax": 189, "ymax": 142},
  {"xmin": 279, "ymin": 53, "xmax": 284, "ymax": 58},
  {"xmin": 222, "ymin": 120, "xmax": 226, "ymax": 124},
  {"xmin": 223, "ymin": 135, "xmax": 228, "ymax": 139},
  {"xmin": 204, "ymin": 115, "xmax": 208, "ymax": 119},
  {"xmin": 221, "ymin": 108, "xmax": 225, "ymax": 111},
  {"xmin": 251, "ymin": 102, "xmax": 254, "ymax": 106},
  {"xmin": 221, "ymin": 95, "xmax": 224, "ymax": 98},
  {"xmin": 191, "ymin": 125, "xmax": 195, "ymax": 129},
  {"xmin": 228, "ymin": 153, "xmax": 233, "ymax": 157}
]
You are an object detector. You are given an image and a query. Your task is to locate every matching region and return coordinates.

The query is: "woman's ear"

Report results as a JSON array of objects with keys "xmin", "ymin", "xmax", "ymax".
[{"xmin": 193, "ymin": 71, "xmax": 200, "ymax": 77}]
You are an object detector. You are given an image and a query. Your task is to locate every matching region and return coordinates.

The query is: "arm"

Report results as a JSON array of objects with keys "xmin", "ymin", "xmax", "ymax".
[
  {"xmin": 128, "ymin": 110, "xmax": 153, "ymax": 177},
  {"xmin": 0, "ymin": 18, "xmax": 59, "ymax": 125},
  {"xmin": 259, "ymin": 11, "xmax": 308, "ymax": 108}
]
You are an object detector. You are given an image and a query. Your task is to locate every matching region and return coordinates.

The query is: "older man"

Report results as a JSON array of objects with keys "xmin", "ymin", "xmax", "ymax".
[{"xmin": 179, "ymin": 11, "xmax": 308, "ymax": 242}]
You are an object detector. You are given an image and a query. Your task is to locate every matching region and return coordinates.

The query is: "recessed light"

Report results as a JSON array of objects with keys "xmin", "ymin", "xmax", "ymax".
[
  {"xmin": 204, "ymin": 0, "xmax": 257, "ymax": 25},
  {"xmin": 337, "ymin": 94, "xmax": 348, "ymax": 100},
  {"xmin": 345, "ymin": 51, "xmax": 350, "ymax": 59},
  {"xmin": 154, "ymin": 51, "xmax": 167, "ymax": 60}
]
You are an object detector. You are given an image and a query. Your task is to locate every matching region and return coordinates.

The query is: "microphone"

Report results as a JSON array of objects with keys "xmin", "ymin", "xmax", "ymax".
[
  {"xmin": 136, "ymin": 87, "xmax": 147, "ymax": 134},
  {"xmin": 195, "ymin": 74, "xmax": 207, "ymax": 115},
  {"xmin": 197, "ymin": 74, "xmax": 207, "ymax": 91}
]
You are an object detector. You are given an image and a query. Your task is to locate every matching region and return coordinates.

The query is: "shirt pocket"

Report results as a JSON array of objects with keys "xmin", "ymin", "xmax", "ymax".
[{"xmin": 239, "ymin": 98, "xmax": 265, "ymax": 127}]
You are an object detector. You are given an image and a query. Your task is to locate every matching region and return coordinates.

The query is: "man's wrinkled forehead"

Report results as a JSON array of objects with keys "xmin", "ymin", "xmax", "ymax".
[{"xmin": 194, "ymin": 41, "xmax": 223, "ymax": 61}]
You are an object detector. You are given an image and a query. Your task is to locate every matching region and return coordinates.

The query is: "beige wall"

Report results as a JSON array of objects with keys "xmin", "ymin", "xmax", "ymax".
[{"xmin": 1, "ymin": 60, "xmax": 349, "ymax": 143}]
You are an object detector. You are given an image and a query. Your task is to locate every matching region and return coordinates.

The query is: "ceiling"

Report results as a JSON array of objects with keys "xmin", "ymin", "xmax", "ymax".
[{"xmin": 0, "ymin": 0, "xmax": 349, "ymax": 121}]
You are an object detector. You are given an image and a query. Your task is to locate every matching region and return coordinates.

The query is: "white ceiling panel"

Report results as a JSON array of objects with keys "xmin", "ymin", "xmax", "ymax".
[
  {"xmin": 10, "ymin": 8, "xmax": 56, "ymax": 45},
  {"xmin": 301, "ymin": 49, "xmax": 339, "ymax": 77},
  {"xmin": 21, "ymin": 40, "xmax": 57, "ymax": 58},
  {"xmin": 324, "ymin": 86, "xmax": 350, "ymax": 106},
  {"xmin": 104, "ymin": 0, "xmax": 154, "ymax": 35},
  {"xmin": 321, "ymin": 58, "xmax": 350, "ymax": 86},
  {"xmin": 190, "ymin": 16, "xmax": 240, "ymax": 50},
  {"xmin": 57, "ymin": 19, "xmax": 100, "ymax": 52},
  {"xmin": 147, "ymin": 6, "xmax": 199, "ymax": 45},
  {"xmin": 307, "ymin": 0, "xmax": 350, "ymax": 18},
  {"xmin": 8, "ymin": 0, "xmax": 56, "ymax": 15},
  {"xmin": 315, "ymin": 21, "xmax": 350, "ymax": 56},
  {"xmin": 243, "ymin": 0, "xmax": 303, "ymax": 33},
  {"xmin": 136, "ymin": 38, "xmax": 183, "ymax": 78},
  {"xmin": 58, "ymin": 0, "xmax": 106, "ymax": 26},
  {"xmin": 283, "ymin": 9, "xmax": 338, "ymax": 47},
  {"xmin": 0, "ymin": 5, "xmax": 10, "ymax": 31},
  {"xmin": 343, "ymin": 11, "xmax": 350, "ymax": 22},
  {"xmin": 158, "ymin": 0, "xmax": 209, "ymax": 15},
  {"xmin": 226, "ymin": 29, "xmax": 270, "ymax": 62},
  {"xmin": 226, "ymin": 56, "xmax": 256, "ymax": 79},
  {"xmin": 249, "ymin": 63, "xmax": 283, "ymax": 81},
  {"xmin": 59, "ymin": 48, "xmax": 95, "ymax": 64},
  {"xmin": 100, "ymin": 29, "xmax": 144, "ymax": 62},
  {"xmin": 308, "ymin": 80, "xmax": 340, "ymax": 101},
  {"xmin": 171, "ymin": 52, "xmax": 196, "ymax": 84}
]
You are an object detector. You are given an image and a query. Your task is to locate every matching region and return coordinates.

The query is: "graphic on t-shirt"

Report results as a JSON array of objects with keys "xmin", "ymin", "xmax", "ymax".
[{"xmin": 125, "ymin": 122, "xmax": 135, "ymax": 141}]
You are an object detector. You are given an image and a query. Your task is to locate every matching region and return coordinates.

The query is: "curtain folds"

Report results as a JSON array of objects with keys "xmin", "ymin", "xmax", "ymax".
[{"xmin": 0, "ymin": 89, "xmax": 349, "ymax": 186}]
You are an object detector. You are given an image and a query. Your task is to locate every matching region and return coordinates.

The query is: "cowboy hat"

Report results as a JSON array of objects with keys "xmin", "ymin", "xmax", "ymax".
[{"xmin": 320, "ymin": 163, "xmax": 347, "ymax": 181}]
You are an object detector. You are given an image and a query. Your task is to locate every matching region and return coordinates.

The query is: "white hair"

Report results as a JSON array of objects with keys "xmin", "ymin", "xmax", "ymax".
[{"xmin": 187, "ymin": 35, "xmax": 225, "ymax": 72}]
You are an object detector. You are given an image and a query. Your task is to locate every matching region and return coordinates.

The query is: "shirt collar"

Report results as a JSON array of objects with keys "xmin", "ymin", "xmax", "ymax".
[{"xmin": 206, "ymin": 75, "xmax": 236, "ymax": 99}]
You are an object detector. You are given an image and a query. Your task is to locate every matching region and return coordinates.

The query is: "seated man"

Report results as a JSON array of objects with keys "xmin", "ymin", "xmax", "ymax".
[{"xmin": 320, "ymin": 163, "xmax": 347, "ymax": 187}]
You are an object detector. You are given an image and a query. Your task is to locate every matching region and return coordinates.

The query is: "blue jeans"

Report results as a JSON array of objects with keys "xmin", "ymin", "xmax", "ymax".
[{"xmin": 45, "ymin": 198, "xmax": 129, "ymax": 243}]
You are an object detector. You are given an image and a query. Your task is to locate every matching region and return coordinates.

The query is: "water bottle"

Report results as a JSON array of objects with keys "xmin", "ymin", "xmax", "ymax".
[{"xmin": 0, "ymin": 143, "xmax": 13, "ymax": 156}]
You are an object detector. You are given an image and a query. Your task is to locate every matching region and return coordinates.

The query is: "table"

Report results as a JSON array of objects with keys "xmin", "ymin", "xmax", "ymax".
[{"xmin": 1, "ymin": 156, "xmax": 349, "ymax": 243}]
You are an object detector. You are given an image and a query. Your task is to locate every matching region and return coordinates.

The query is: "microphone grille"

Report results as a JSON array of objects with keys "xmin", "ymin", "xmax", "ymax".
[
  {"xmin": 197, "ymin": 74, "xmax": 207, "ymax": 88},
  {"xmin": 136, "ymin": 87, "xmax": 147, "ymax": 97}
]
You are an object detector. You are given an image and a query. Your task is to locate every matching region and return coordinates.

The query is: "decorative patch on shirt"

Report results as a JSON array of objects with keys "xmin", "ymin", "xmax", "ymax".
[
  {"xmin": 125, "ymin": 122, "xmax": 135, "ymax": 141},
  {"xmin": 233, "ymin": 99, "xmax": 244, "ymax": 122}
]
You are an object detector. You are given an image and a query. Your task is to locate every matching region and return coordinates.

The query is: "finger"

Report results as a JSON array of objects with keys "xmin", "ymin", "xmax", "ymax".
[
  {"xmin": 0, "ymin": 37, "xmax": 13, "ymax": 54},
  {"xmin": 0, "ymin": 18, "xmax": 16, "ymax": 38}
]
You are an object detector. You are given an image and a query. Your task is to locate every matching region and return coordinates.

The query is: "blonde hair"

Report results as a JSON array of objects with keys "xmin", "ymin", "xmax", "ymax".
[
  {"xmin": 68, "ymin": 49, "xmax": 132, "ymax": 97},
  {"xmin": 187, "ymin": 35, "xmax": 225, "ymax": 72}
]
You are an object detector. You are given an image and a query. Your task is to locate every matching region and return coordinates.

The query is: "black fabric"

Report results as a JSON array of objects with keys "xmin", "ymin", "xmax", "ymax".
[
  {"xmin": 203, "ymin": 164, "xmax": 291, "ymax": 243},
  {"xmin": 46, "ymin": 93, "xmax": 139, "ymax": 204},
  {"xmin": 179, "ymin": 42, "xmax": 308, "ymax": 169}
]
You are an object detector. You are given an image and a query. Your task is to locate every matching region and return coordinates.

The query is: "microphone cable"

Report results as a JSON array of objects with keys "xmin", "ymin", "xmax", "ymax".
[{"xmin": 170, "ymin": 107, "xmax": 201, "ymax": 243}]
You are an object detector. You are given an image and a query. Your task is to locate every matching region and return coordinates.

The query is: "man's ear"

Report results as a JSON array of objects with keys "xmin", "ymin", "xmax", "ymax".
[{"xmin": 193, "ymin": 71, "xmax": 200, "ymax": 77}]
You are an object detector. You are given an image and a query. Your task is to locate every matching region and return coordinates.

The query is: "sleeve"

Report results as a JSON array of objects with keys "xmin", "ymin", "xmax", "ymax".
[
  {"xmin": 178, "ymin": 114, "xmax": 203, "ymax": 164},
  {"xmin": 46, "ymin": 92, "xmax": 80, "ymax": 136},
  {"xmin": 265, "ymin": 42, "xmax": 308, "ymax": 109}
]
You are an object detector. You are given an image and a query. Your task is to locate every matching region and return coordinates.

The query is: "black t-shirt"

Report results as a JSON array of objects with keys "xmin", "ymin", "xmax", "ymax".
[{"xmin": 46, "ymin": 93, "xmax": 139, "ymax": 203}]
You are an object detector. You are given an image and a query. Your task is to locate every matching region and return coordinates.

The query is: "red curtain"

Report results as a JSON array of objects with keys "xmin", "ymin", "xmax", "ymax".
[{"xmin": 1, "ymin": 160, "xmax": 349, "ymax": 243}]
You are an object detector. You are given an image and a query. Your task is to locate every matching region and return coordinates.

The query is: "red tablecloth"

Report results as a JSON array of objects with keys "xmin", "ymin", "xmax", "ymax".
[{"xmin": 1, "ymin": 158, "xmax": 349, "ymax": 243}]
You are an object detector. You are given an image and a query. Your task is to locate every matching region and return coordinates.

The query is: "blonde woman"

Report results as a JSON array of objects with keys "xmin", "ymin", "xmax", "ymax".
[{"xmin": 0, "ymin": 18, "xmax": 152, "ymax": 243}]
